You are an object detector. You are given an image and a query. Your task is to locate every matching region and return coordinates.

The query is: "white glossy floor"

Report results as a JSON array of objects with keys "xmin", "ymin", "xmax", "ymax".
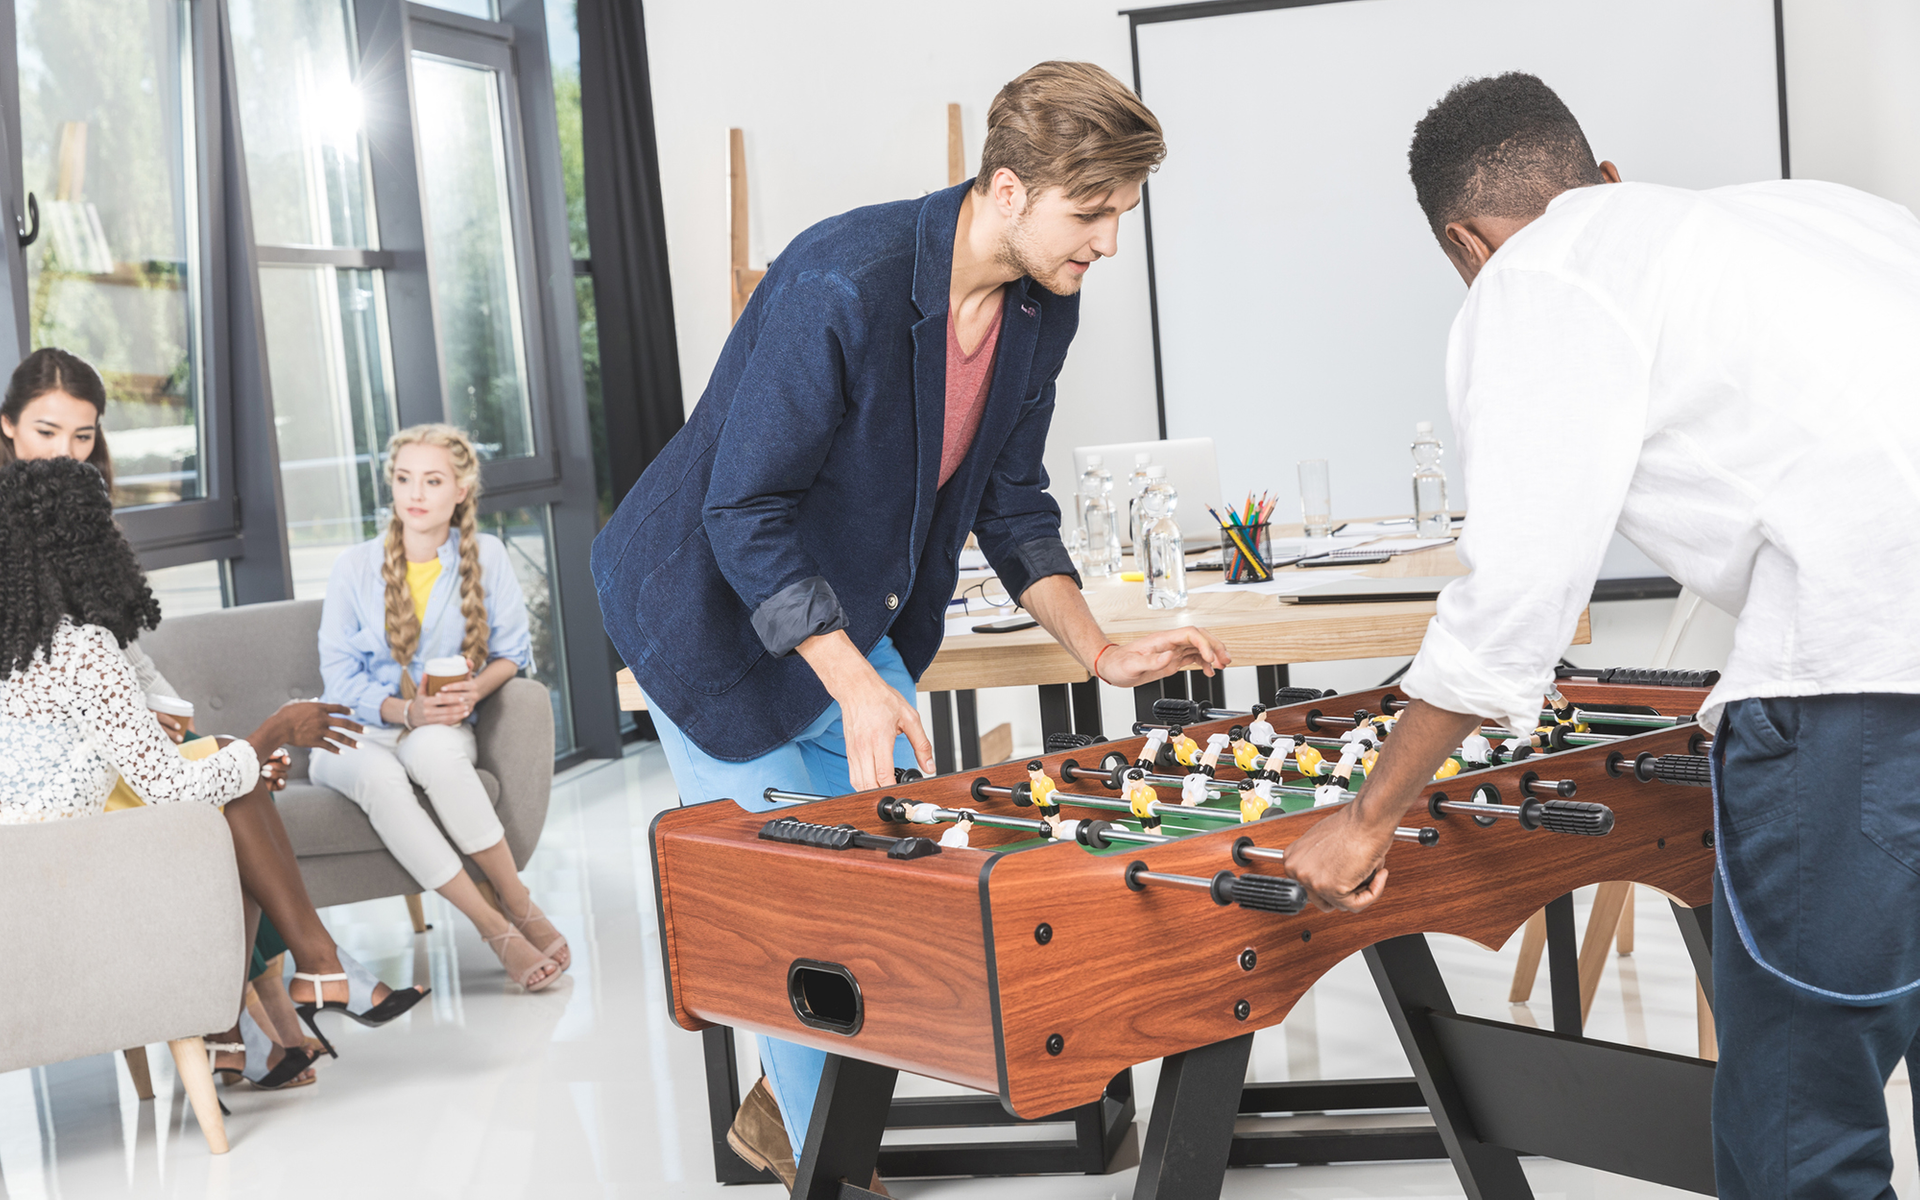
[{"xmin": 3, "ymin": 743, "xmax": 1914, "ymax": 1199}]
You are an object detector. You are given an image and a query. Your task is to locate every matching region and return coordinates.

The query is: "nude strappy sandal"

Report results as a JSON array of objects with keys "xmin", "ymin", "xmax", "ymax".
[
  {"xmin": 505, "ymin": 897, "xmax": 570, "ymax": 972},
  {"xmin": 483, "ymin": 927, "xmax": 561, "ymax": 992}
]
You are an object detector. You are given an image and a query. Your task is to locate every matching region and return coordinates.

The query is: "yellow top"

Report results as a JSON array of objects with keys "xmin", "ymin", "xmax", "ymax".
[{"xmin": 406, "ymin": 558, "xmax": 442, "ymax": 622}]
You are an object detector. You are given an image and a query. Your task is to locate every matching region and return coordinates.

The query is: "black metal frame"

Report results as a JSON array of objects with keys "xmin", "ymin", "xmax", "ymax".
[{"xmin": 699, "ymin": 1024, "xmax": 1134, "ymax": 1186}]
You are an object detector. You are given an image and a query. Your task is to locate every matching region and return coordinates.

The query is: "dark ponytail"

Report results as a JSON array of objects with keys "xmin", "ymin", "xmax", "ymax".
[{"xmin": 1, "ymin": 347, "xmax": 114, "ymax": 489}]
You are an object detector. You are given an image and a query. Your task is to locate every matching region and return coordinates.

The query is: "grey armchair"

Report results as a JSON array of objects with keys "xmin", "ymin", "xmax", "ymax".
[
  {"xmin": 140, "ymin": 599, "xmax": 554, "ymax": 920},
  {"xmin": 0, "ymin": 804, "xmax": 242, "ymax": 1152}
]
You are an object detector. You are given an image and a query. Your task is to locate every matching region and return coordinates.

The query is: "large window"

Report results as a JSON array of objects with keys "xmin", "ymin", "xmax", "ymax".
[
  {"xmin": 413, "ymin": 50, "xmax": 535, "ymax": 462},
  {"xmin": 16, "ymin": 0, "xmax": 204, "ymax": 507},
  {"xmin": 2, "ymin": 0, "xmax": 617, "ymax": 760},
  {"xmin": 229, "ymin": 0, "xmax": 398, "ymax": 599}
]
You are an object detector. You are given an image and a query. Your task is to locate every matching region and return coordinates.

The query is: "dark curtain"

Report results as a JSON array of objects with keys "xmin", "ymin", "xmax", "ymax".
[{"xmin": 578, "ymin": 0, "xmax": 684, "ymax": 504}]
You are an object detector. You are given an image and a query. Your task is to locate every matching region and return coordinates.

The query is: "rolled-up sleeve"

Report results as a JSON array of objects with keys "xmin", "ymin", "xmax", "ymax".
[
  {"xmin": 1401, "ymin": 269, "xmax": 1648, "ymax": 736},
  {"xmin": 481, "ymin": 537, "xmax": 533, "ymax": 671},
  {"xmin": 703, "ymin": 273, "xmax": 865, "ymax": 656},
  {"xmin": 975, "ymin": 372, "xmax": 1080, "ymax": 601}
]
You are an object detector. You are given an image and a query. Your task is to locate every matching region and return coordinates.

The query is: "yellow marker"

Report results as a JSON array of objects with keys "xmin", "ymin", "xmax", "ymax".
[{"xmin": 1121, "ymin": 571, "xmax": 1145, "ymax": 581}]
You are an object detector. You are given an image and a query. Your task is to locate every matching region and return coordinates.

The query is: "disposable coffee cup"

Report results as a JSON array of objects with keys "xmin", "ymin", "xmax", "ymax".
[
  {"xmin": 423, "ymin": 656, "xmax": 471, "ymax": 696},
  {"xmin": 149, "ymin": 695, "xmax": 195, "ymax": 720}
]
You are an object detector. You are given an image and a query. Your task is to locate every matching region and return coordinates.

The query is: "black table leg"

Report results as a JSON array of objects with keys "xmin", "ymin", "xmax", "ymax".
[
  {"xmin": 1670, "ymin": 899, "xmax": 1714, "ymax": 1007},
  {"xmin": 1255, "ymin": 664, "xmax": 1290, "ymax": 702},
  {"xmin": 1132, "ymin": 1032, "xmax": 1255, "ymax": 1200},
  {"xmin": 1365, "ymin": 934, "xmax": 1534, "ymax": 1199},
  {"xmin": 1039, "ymin": 683, "xmax": 1074, "ymax": 746},
  {"xmin": 930, "ymin": 692, "xmax": 957, "ymax": 775},
  {"xmin": 1545, "ymin": 892, "xmax": 1581, "ymax": 1035},
  {"xmin": 793, "ymin": 1054, "xmax": 898, "ymax": 1200},
  {"xmin": 701, "ymin": 1025, "xmax": 774, "ymax": 1184},
  {"xmin": 956, "ymin": 690, "xmax": 981, "ymax": 770},
  {"xmin": 1070, "ymin": 677, "xmax": 1103, "ymax": 738}
]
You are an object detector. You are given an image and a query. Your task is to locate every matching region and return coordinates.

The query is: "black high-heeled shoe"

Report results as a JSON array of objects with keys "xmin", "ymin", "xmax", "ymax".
[{"xmin": 292, "ymin": 949, "xmax": 430, "ymax": 1058}]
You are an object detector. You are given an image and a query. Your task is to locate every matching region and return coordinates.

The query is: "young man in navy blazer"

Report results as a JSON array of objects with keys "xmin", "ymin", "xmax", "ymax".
[{"xmin": 594, "ymin": 61, "xmax": 1229, "ymax": 1185}]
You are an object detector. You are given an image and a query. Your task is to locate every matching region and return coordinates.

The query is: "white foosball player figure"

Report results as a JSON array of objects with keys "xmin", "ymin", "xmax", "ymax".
[
  {"xmin": 938, "ymin": 811, "xmax": 975, "ymax": 848},
  {"xmin": 1180, "ymin": 771, "xmax": 1211, "ymax": 806},
  {"xmin": 1245, "ymin": 706, "xmax": 1277, "ymax": 748},
  {"xmin": 1458, "ymin": 732, "xmax": 1493, "ymax": 766}
]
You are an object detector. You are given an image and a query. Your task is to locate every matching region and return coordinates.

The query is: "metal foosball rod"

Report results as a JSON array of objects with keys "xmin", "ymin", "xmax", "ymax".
[
  {"xmin": 1425, "ymin": 778, "xmax": 1615, "ymax": 835},
  {"xmin": 1121, "ymin": 860, "xmax": 1308, "ymax": 915},
  {"xmin": 969, "ymin": 778, "xmax": 1270, "ymax": 824},
  {"xmin": 874, "ymin": 796, "xmax": 1168, "ymax": 847},
  {"xmin": 1227, "ymin": 829, "xmax": 1438, "ymax": 870}
]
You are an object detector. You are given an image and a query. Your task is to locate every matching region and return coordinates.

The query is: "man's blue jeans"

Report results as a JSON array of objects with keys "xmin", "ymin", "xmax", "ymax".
[
  {"xmin": 1712, "ymin": 695, "xmax": 1920, "ymax": 1198},
  {"xmin": 645, "ymin": 635, "xmax": 917, "ymax": 1164}
]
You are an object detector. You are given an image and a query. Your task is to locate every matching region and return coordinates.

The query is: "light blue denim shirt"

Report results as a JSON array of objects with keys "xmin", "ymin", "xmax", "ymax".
[{"xmin": 319, "ymin": 530, "xmax": 532, "ymax": 729}]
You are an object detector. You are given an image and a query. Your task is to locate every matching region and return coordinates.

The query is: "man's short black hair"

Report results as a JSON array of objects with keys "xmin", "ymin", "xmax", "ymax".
[{"xmin": 1408, "ymin": 73, "xmax": 1605, "ymax": 239}]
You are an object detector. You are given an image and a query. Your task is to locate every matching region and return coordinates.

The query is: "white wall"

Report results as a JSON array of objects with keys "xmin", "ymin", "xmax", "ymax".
[
  {"xmin": 644, "ymin": 0, "xmax": 1163, "ymax": 512},
  {"xmin": 1784, "ymin": 0, "xmax": 1920, "ymax": 213}
]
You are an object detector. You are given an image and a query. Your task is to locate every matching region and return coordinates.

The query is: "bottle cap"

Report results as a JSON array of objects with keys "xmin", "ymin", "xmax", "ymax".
[
  {"xmin": 1416, "ymin": 421, "xmax": 1433, "ymax": 433},
  {"xmin": 1147, "ymin": 465, "xmax": 1167, "ymax": 478}
]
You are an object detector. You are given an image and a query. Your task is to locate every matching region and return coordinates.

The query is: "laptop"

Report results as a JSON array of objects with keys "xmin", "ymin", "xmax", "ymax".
[{"xmin": 1071, "ymin": 437, "xmax": 1222, "ymax": 550}]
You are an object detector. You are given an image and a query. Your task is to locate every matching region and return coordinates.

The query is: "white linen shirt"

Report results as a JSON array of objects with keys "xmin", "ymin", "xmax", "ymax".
[{"xmin": 1402, "ymin": 180, "xmax": 1920, "ymax": 736}]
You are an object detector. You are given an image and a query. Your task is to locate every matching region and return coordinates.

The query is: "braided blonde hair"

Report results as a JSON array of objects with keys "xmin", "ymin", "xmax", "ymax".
[{"xmin": 381, "ymin": 424, "xmax": 488, "ymax": 698}]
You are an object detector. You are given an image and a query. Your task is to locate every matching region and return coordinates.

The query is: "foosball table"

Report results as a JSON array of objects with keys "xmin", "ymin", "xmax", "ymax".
[{"xmin": 651, "ymin": 674, "xmax": 1724, "ymax": 1199}]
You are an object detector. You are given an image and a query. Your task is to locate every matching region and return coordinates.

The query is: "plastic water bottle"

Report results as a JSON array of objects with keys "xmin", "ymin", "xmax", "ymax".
[
  {"xmin": 1125, "ymin": 452, "xmax": 1153, "ymax": 558},
  {"xmin": 1076, "ymin": 456, "xmax": 1120, "ymax": 577},
  {"xmin": 1412, "ymin": 421, "xmax": 1449, "ymax": 538},
  {"xmin": 1141, "ymin": 466, "xmax": 1187, "ymax": 609}
]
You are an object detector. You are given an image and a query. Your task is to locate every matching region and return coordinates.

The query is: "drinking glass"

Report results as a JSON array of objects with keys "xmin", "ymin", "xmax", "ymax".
[{"xmin": 1298, "ymin": 460, "xmax": 1332, "ymax": 538}]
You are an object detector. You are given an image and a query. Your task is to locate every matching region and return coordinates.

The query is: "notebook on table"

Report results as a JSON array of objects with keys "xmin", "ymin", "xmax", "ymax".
[{"xmin": 1276, "ymin": 576, "xmax": 1459, "ymax": 605}]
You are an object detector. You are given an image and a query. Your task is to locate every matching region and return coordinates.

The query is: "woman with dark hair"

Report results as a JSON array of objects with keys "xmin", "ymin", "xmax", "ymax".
[
  {"xmin": 0, "ymin": 457, "xmax": 429, "ymax": 1084},
  {"xmin": 0, "ymin": 346, "xmax": 114, "ymax": 486}
]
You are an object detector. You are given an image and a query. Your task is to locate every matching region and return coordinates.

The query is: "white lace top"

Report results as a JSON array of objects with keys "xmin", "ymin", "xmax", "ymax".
[{"xmin": 0, "ymin": 621, "xmax": 258, "ymax": 823}]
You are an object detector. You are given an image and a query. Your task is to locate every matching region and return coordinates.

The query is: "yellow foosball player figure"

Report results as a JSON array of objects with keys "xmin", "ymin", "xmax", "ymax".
[
  {"xmin": 1432, "ymin": 756, "xmax": 1463, "ymax": 781},
  {"xmin": 1123, "ymin": 767, "xmax": 1162, "ymax": 834},
  {"xmin": 1024, "ymin": 760, "xmax": 1063, "ymax": 834},
  {"xmin": 1290, "ymin": 740, "xmax": 1325, "ymax": 782},
  {"xmin": 1238, "ymin": 777, "xmax": 1277, "ymax": 822},
  {"xmin": 1231, "ymin": 731, "xmax": 1264, "ymax": 773},
  {"xmin": 1169, "ymin": 727, "xmax": 1201, "ymax": 769}
]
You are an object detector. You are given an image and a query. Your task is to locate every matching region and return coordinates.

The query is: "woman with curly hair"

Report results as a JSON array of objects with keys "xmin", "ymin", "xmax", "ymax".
[
  {"xmin": 312, "ymin": 424, "xmax": 565, "ymax": 991},
  {"xmin": 0, "ymin": 457, "xmax": 428, "ymax": 1083}
]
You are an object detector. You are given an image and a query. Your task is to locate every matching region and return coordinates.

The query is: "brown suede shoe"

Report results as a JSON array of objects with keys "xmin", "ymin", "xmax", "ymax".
[{"xmin": 727, "ymin": 1076, "xmax": 797, "ymax": 1191}]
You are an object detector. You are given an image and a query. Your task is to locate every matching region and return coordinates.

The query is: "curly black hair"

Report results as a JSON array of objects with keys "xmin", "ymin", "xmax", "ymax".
[
  {"xmin": 0, "ymin": 457, "xmax": 159, "ymax": 681},
  {"xmin": 1408, "ymin": 73, "xmax": 1605, "ymax": 238}
]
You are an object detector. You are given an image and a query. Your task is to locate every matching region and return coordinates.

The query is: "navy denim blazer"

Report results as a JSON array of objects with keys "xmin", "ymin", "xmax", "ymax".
[{"xmin": 592, "ymin": 182, "xmax": 1081, "ymax": 761}]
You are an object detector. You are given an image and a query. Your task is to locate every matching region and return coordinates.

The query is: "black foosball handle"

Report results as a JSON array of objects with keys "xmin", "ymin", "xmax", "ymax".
[
  {"xmin": 1271, "ymin": 686, "xmax": 1330, "ymax": 707},
  {"xmin": 1045, "ymin": 731, "xmax": 1104, "ymax": 753},
  {"xmin": 1520, "ymin": 799, "xmax": 1615, "ymax": 836},
  {"xmin": 1555, "ymin": 665, "xmax": 1722, "ymax": 688},
  {"xmin": 1214, "ymin": 871, "xmax": 1308, "ymax": 915},
  {"xmin": 1645, "ymin": 753, "xmax": 1713, "ymax": 787},
  {"xmin": 757, "ymin": 817, "xmax": 941, "ymax": 859}
]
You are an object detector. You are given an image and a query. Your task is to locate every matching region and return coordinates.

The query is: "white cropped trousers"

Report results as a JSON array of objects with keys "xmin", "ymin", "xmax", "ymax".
[{"xmin": 309, "ymin": 722, "xmax": 504, "ymax": 890}]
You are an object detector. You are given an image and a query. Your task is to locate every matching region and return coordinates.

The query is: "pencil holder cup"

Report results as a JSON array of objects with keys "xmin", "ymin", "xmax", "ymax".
[{"xmin": 1219, "ymin": 521, "xmax": 1273, "ymax": 584}]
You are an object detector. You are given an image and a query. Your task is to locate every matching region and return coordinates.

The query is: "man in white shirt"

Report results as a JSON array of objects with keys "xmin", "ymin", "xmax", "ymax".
[{"xmin": 1282, "ymin": 72, "xmax": 1920, "ymax": 1197}]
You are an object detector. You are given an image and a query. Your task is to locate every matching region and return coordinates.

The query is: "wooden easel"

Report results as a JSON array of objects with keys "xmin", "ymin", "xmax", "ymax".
[{"xmin": 729, "ymin": 106, "xmax": 966, "ymax": 325}]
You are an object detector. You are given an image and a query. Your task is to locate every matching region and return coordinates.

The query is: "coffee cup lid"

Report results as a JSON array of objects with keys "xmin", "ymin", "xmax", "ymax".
[
  {"xmin": 424, "ymin": 656, "xmax": 469, "ymax": 676},
  {"xmin": 149, "ymin": 695, "xmax": 195, "ymax": 718}
]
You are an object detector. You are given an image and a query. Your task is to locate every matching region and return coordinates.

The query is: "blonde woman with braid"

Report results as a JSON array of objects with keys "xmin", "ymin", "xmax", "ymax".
[{"xmin": 313, "ymin": 425, "xmax": 566, "ymax": 991}]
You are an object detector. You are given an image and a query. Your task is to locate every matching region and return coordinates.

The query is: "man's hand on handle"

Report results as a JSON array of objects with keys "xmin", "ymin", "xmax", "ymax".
[
  {"xmin": 1283, "ymin": 700, "xmax": 1480, "ymax": 912},
  {"xmin": 797, "ymin": 630, "xmax": 935, "ymax": 793},
  {"xmin": 1095, "ymin": 628, "xmax": 1232, "ymax": 687}
]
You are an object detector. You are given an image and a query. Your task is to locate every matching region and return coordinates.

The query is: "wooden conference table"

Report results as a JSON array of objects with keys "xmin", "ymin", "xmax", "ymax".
[{"xmin": 616, "ymin": 531, "xmax": 1592, "ymax": 773}]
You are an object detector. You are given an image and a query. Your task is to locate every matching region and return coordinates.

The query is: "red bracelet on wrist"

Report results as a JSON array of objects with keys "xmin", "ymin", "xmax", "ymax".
[{"xmin": 1092, "ymin": 642, "xmax": 1120, "ymax": 685}]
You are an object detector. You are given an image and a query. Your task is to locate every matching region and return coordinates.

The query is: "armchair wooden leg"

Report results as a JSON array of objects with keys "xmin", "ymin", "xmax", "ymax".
[
  {"xmin": 406, "ymin": 893, "xmax": 431, "ymax": 933},
  {"xmin": 166, "ymin": 1037, "xmax": 229, "ymax": 1154},
  {"xmin": 1508, "ymin": 908, "xmax": 1547, "ymax": 1002},
  {"xmin": 123, "ymin": 1046, "xmax": 155, "ymax": 1100},
  {"xmin": 1616, "ymin": 882, "xmax": 1635, "ymax": 954}
]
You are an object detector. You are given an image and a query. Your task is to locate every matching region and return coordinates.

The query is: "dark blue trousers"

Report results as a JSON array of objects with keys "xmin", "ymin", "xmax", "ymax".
[{"xmin": 1713, "ymin": 695, "xmax": 1920, "ymax": 1198}]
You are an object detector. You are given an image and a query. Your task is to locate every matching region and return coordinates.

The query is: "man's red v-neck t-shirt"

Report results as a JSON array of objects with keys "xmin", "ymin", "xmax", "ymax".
[{"xmin": 940, "ymin": 294, "xmax": 1003, "ymax": 488}]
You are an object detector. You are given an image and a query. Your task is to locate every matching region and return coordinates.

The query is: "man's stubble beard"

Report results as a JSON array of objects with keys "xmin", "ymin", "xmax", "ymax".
[{"xmin": 996, "ymin": 213, "xmax": 1084, "ymax": 297}]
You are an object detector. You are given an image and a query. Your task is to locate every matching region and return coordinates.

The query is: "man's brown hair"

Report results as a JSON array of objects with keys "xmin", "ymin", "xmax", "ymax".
[{"xmin": 975, "ymin": 61, "xmax": 1165, "ymax": 203}]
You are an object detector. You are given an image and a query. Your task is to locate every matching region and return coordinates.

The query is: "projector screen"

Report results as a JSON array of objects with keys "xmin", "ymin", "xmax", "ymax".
[{"xmin": 1132, "ymin": 0, "xmax": 1785, "ymax": 579}]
